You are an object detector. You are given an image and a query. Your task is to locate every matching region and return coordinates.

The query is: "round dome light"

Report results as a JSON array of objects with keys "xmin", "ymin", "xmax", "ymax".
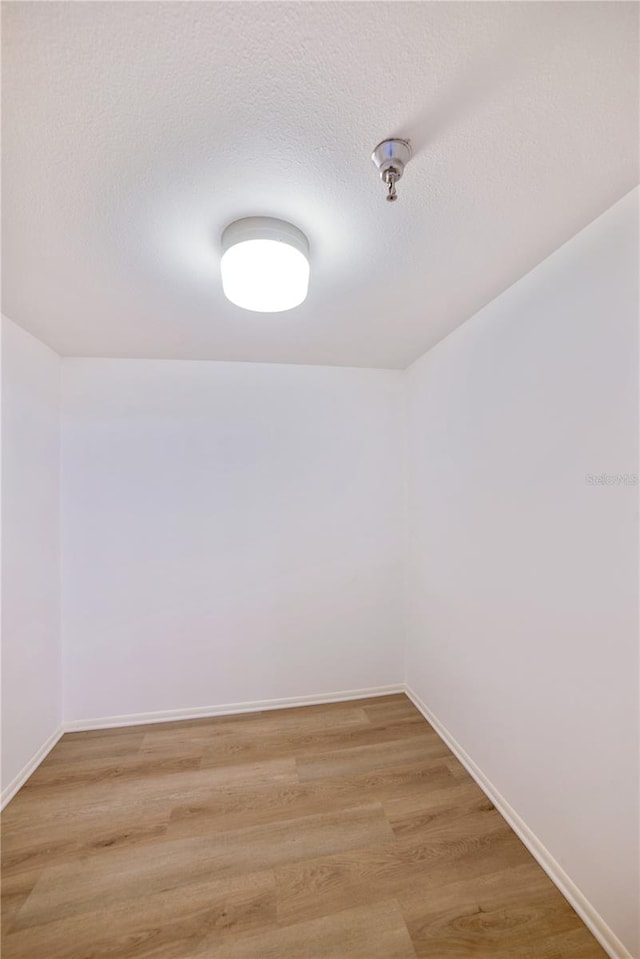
[{"xmin": 220, "ymin": 217, "xmax": 310, "ymax": 313}]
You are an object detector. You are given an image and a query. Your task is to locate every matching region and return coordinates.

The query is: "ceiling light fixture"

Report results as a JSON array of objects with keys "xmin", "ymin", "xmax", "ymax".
[{"xmin": 220, "ymin": 217, "xmax": 310, "ymax": 312}]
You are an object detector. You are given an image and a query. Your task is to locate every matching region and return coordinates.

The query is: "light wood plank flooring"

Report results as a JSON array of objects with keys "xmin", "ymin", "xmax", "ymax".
[{"xmin": 1, "ymin": 694, "xmax": 607, "ymax": 958}]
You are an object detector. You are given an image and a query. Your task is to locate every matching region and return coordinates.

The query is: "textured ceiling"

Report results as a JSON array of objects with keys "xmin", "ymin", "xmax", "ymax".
[{"xmin": 2, "ymin": 1, "xmax": 638, "ymax": 368}]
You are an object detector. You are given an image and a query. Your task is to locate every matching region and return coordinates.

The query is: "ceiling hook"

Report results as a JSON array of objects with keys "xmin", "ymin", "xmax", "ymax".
[
  {"xmin": 384, "ymin": 169, "xmax": 399, "ymax": 202},
  {"xmin": 371, "ymin": 138, "xmax": 412, "ymax": 203}
]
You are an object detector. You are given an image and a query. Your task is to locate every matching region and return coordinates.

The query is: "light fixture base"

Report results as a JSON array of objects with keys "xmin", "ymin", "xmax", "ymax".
[{"xmin": 221, "ymin": 217, "xmax": 309, "ymax": 260}]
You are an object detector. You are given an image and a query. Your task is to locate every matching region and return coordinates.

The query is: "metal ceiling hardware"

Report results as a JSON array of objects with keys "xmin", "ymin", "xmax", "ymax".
[{"xmin": 371, "ymin": 138, "xmax": 412, "ymax": 202}]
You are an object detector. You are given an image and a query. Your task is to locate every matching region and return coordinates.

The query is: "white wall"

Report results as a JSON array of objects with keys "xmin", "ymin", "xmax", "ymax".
[
  {"xmin": 405, "ymin": 188, "xmax": 639, "ymax": 956},
  {"xmin": 1, "ymin": 316, "xmax": 61, "ymax": 795},
  {"xmin": 4, "ymin": 191, "xmax": 638, "ymax": 951},
  {"xmin": 62, "ymin": 360, "xmax": 404, "ymax": 721}
]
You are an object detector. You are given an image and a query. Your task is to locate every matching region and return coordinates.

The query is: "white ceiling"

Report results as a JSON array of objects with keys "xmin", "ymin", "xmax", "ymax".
[{"xmin": 2, "ymin": 2, "xmax": 638, "ymax": 369}]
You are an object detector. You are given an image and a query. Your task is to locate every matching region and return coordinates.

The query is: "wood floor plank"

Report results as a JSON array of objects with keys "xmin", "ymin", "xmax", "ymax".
[
  {"xmin": 296, "ymin": 733, "xmax": 449, "ymax": 781},
  {"xmin": 61, "ymin": 710, "xmax": 269, "ymax": 740},
  {"xmin": 195, "ymin": 899, "xmax": 418, "ymax": 959},
  {"xmin": 1, "ymin": 879, "xmax": 40, "ymax": 938},
  {"xmin": 12, "ymin": 804, "xmax": 393, "ymax": 930},
  {"xmin": 1, "ymin": 693, "xmax": 609, "ymax": 958},
  {"xmin": 321, "ymin": 693, "xmax": 407, "ymax": 709},
  {"xmin": 25, "ymin": 752, "xmax": 202, "ymax": 789},
  {"xmin": 2, "ymin": 796, "xmax": 173, "ymax": 848},
  {"xmin": 383, "ymin": 780, "xmax": 497, "ymax": 838},
  {"xmin": 2, "ymin": 871, "xmax": 277, "ymax": 959},
  {"xmin": 275, "ymin": 810, "xmax": 531, "ymax": 926},
  {"xmin": 192, "ymin": 716, "xmax": 431, "ymax": 769},
  {"xmin": 41, "ymin": 732, "xmax": 146, "ymax": 764},
  {"xmin": 167, "ymin": 762, "xmax": 458, "ymax": 839},
  {"xmin": 5, "ymin": 757, "xmax": 299, "ymax": 822},
  {"xmin": 361, "ymin": 698, "xmax": 424, "ymax": 724},
  {"xmin": 2, "ymin": 820, "xmax": 170, "ymax": 879},
  {"xmin": 400, "ymin": 861, "xmax": 606, "ymax": 958},
  {"xmin": 142, "ymin": 705, "xmax": 372, "ymax": 746}
]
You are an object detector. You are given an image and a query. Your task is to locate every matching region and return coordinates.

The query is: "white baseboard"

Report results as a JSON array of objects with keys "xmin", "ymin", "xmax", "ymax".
[
  {"xmin": 1, "ymin": 725, "xmax": 64, "ymax": 811},
  {"xmin": 404, "ymin": 685, "xmax": 634, "ymax": 959},
  {"xmin": 63, "ymin": 684, "xmax": 405, "ymax": 732}
]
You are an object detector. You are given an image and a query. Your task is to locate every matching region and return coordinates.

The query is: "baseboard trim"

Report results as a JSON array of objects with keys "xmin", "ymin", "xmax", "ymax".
[
  {"xmin": 404, "ymin": 685, "xmax": 634, "ymax": 959},
  {"xmin": 63, "ymin": 684, "xmax": 405, "ymax": 732},
  {"xmin": 1, "ymin": 726, "xmax": 64, "ymax": 811}
]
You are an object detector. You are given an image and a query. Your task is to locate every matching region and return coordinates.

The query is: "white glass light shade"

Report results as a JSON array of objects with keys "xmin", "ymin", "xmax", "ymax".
[{"xmin": 220, "ymin": 217, "xmax": 310, "ymax": 312}]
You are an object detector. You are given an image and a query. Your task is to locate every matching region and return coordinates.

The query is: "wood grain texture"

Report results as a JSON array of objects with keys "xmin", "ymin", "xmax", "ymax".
[{"xmin": 1, "ymin": 693, "xmax": 607, "ymax": 958}]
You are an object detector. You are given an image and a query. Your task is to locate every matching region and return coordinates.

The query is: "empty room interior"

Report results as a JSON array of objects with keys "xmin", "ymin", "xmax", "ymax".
[{"xmin": 1, "ymin": 2, "xmax": 639, "ymax": 958}]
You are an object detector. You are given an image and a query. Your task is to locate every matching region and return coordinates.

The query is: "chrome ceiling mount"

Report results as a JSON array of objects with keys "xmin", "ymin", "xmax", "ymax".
[{"xmin": 371, "ymin": 138, "xmax": 412, "ymax": 203}]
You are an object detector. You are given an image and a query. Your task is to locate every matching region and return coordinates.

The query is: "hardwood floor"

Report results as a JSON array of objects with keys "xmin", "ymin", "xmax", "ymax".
[{"xmin": 1, "ymin": 694, "xmax": 607, "ymax": 958}]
